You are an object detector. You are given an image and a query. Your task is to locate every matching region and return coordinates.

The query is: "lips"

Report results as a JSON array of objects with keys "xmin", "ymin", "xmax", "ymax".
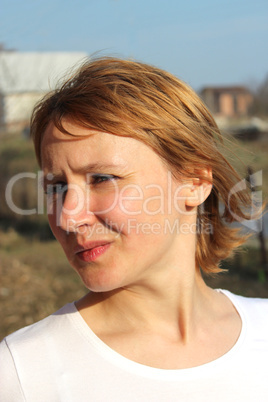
[{"xmin": 75, "ymin": 241, "xmax": 112, "ymax": 263}]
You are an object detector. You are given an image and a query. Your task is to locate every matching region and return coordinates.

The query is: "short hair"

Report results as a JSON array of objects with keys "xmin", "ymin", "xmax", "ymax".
[{"xmin": 31, "ymin": 56, "xmax": 254, "ymax": 274}]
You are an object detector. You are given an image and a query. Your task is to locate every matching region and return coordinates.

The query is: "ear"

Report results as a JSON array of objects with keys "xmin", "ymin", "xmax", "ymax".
[{"xmin": 185, "ymin": 168, "xmax": 213, "ymax": 207}]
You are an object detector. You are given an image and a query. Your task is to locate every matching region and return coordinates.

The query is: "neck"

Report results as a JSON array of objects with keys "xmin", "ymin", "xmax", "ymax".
[
  {"xmin": 77, "ymin": 265, "xmax": 214, "ymax": 343},
  {"xmin": 77, "ymin": 226, "xmax": 216, "ymax": 342}
]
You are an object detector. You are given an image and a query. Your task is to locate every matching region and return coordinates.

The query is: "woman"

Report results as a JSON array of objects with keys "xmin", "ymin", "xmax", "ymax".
[{"xmin": 1, "ymin": 57, "xmax": 267, "ymax": 401}]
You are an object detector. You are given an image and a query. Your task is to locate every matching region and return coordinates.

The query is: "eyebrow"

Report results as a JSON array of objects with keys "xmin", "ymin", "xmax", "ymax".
[
  {"xmin": 78, "ymin": 162, "xmax": 124, "ymax": 175},
  {"xmin": 42, "ymin": 162, "xmax": 126, "ymax": 183}
]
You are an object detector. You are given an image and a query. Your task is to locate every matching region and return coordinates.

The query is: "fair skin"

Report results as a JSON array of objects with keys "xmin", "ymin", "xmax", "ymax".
[{"xmin": 41, "ymin": 120, "xmax": 242, "ymax": 370}]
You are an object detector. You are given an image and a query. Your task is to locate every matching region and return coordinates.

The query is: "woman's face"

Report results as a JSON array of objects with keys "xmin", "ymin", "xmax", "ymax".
[{"xmin": 41, "ymin": 121, "xmax": 196, "ymax": 292}]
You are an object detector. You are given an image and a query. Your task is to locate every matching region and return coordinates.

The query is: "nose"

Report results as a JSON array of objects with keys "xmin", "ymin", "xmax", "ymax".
[{"xmin": 57, "ymin": 184, "xmax": 97, "ymax": 233}]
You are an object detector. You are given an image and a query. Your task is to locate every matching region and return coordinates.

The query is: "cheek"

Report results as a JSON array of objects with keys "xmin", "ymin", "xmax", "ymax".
[
  {"xmin": 104, "ymin": 189, "xmax": 173, "ymax": 239},
  {"xmin": 95, "ymin": 187, "xmax": 145, "ymax": 222},
  {"xmin": 117, "ymin": 186, "xmax": 144, "ymax": 216},
  {"xmin": 113, "ymin": 185, "xmax": 169, "ymax": 217},
  {"xmin": 92, "ymin": 193, "xmax": 119, "ymax": 215}
]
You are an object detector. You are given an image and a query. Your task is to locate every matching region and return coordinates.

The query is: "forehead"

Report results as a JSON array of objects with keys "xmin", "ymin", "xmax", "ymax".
[{"xmin": 40, "ymin": 122, "xmax": 164, "ymax": 173}]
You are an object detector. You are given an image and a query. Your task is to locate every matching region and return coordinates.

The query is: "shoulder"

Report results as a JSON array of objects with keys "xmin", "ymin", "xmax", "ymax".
[
  {"xmin": 1, "ymin": 302, "xmax": 76, "ymax": 351},
  {"xmin": 0, "ymin": 338, "xmax": 26, "ymax": 401},
  {"xmin": 223, "ymin": 289, "xmax": 268, "ymax": 312},
  {"xmin": 0, "ymin": 303, "xmax": 79, "ymax": 400},
  {"xmin": 221, "ymin": 289, "xmax": 268, "ymax": 335}
]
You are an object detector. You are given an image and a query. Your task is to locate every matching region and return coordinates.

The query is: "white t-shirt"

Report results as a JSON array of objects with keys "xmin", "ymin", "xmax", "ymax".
[{"xmin": 1, "ymin": 290, "xmax": 268, "ymax": 402}]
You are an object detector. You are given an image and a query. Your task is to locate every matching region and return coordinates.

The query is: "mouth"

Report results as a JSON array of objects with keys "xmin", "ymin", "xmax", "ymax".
[{"xmin": 75, "ymin": 241, "xmax": 112, "ymax": 263}]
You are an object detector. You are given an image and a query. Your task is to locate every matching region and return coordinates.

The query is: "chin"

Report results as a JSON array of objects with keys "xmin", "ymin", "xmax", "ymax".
[{"xmin": 75, "ymin": 265, "xmax": 127, "ymax": 293}]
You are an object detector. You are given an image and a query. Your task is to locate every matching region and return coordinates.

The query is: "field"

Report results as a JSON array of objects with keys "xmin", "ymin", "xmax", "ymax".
[
  {"xmin": 0, "ymin": 229, "xmax": 86, "ymax": 340},
  {"xmin": 0, "ymin": 131, "xmax": 268, "ymax": 340}
]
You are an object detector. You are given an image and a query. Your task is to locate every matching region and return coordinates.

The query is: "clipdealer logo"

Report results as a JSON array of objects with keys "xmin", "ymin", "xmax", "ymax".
[{"xmin": 5, "ymin": 170, "xmax": 264, "ymax": 232}]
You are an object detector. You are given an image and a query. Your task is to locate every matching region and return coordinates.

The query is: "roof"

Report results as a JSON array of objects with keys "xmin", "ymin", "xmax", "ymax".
[
  {"xmin": 0, "ymin": 51, "xmax": 88, "ymax": 94},
  {"xmin": 200, "ymin": 86, "xmax": 251, "ymax": 95}
]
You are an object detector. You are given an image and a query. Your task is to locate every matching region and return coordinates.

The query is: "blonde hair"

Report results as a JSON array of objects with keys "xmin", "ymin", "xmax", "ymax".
[{"xmin": 31, "ymin": 57, "xmax": 253, "ymax": 274}]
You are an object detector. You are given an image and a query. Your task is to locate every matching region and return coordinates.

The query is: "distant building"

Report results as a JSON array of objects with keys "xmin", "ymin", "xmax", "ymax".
[
  {"xmin": 0, "ymin": 51, "xmax": 88, "ymax": 131},
  {"xmin": 200, "ymin": 86, "xmax": 253, "ymax": 118}
]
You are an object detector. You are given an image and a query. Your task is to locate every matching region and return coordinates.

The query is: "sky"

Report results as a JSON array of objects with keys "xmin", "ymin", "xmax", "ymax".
[{"xmin": 0, "ymin": 0, "xmax": 268, "ymax": 90}]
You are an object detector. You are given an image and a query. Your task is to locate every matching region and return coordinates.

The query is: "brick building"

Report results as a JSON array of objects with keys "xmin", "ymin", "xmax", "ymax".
[{"xmin": 200, "ymin": 86, "xmax": 253, "ymax": 118}]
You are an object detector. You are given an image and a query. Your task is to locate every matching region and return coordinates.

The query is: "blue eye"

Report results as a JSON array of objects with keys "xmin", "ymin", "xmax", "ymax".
[{"xmin": 91, "ymin": 174, "xmax": 118, "ymax": 184}]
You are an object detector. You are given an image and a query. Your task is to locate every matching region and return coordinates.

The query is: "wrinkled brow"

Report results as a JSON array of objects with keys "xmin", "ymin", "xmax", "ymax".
[{"xmin": 41, "ymin": 162, "xmax": 127, "ymax": 183}]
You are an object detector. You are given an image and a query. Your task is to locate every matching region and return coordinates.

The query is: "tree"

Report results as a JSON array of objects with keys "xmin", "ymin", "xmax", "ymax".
[{"xmin": 250, "ymin": 74, "xmax": 268, "ymax": 117}]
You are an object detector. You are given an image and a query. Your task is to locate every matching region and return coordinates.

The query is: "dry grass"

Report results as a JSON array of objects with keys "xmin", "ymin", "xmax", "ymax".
[{"xmin": 0, "ymin": 229, "xmax": 86, "ymax": 340}]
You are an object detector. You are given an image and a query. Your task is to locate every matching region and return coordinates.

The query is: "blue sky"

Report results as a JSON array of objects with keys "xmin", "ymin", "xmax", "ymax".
[{"xmin": 1, "ymin": 0, "xmax": 268, "ymax": 89}]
